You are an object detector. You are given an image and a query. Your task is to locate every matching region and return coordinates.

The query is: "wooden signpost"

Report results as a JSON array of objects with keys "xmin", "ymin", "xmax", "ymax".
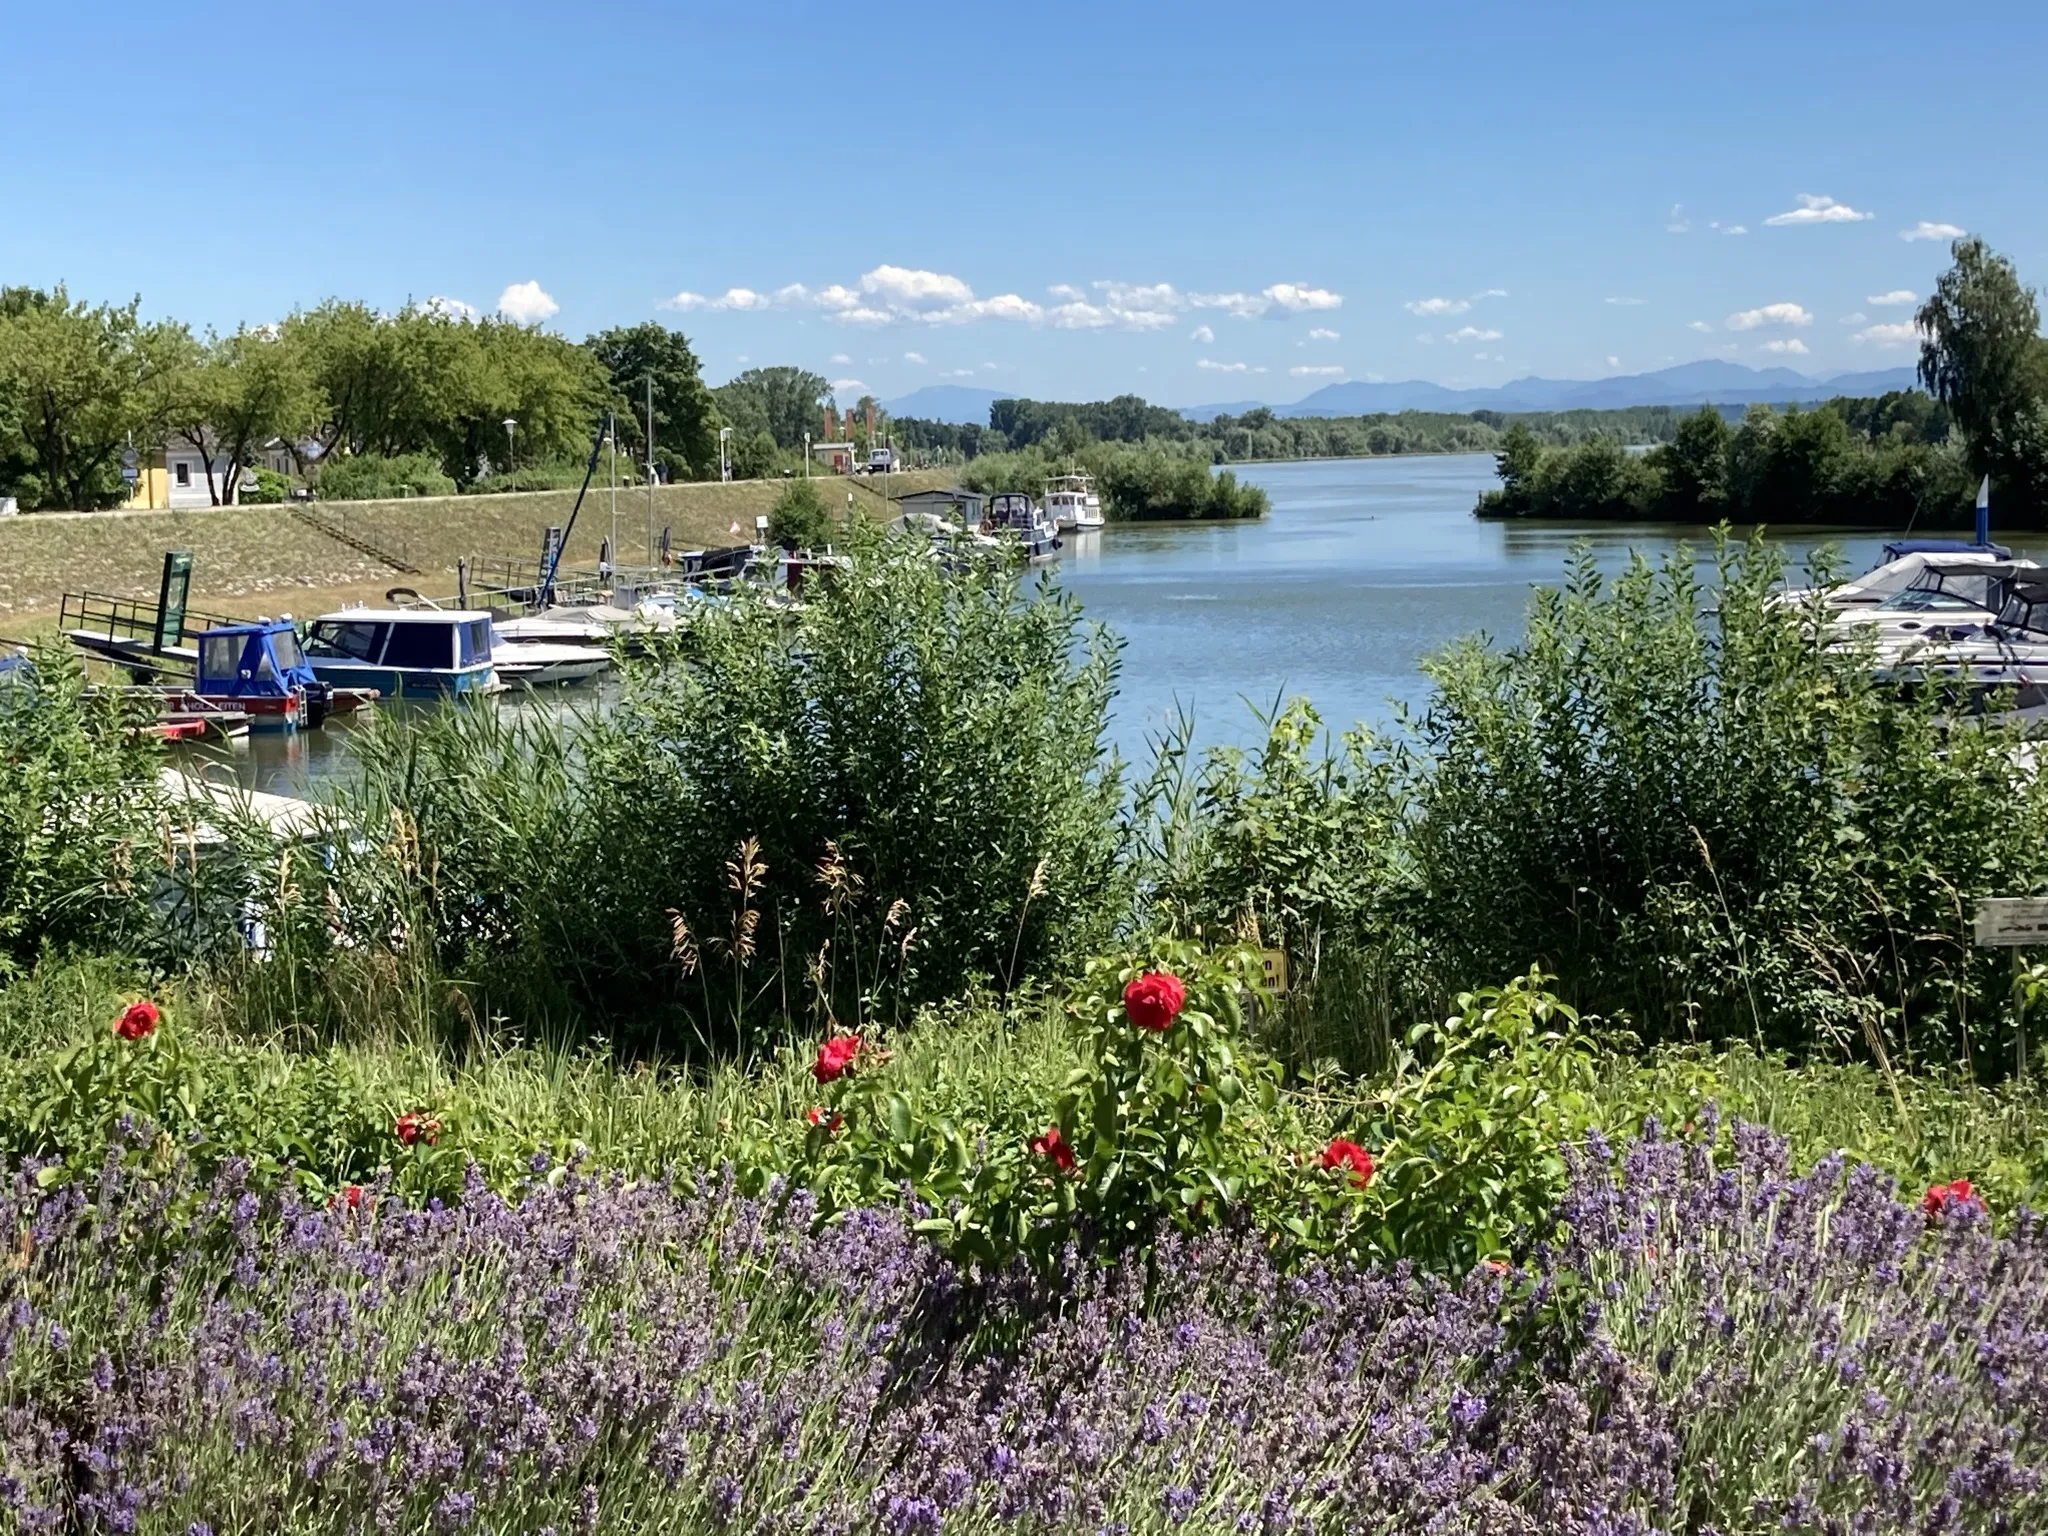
[{"xmin": 1973, "ymin": 898, "xmax": 2045, "ymax": 1079}]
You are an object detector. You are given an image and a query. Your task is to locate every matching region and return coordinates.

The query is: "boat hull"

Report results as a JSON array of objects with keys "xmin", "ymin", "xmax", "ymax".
[{"xmin": 306, "ymin": 661, "xmax": 498, "ymax": 697}]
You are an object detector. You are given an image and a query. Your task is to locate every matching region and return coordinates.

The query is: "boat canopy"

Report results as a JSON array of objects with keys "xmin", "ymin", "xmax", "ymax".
[
  {"xmin": 195, "ymin": 621, "xmax": 317, "ymax": 699},
  {"xmin": 1881, "ymin": 538, "xmax": 2012, "ymax": 562}
]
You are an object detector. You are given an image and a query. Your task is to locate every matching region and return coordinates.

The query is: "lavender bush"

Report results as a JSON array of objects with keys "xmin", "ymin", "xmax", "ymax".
[{"xmin": 2, "ymin": 1121, "xmax": 2044, "ymax": 1533}]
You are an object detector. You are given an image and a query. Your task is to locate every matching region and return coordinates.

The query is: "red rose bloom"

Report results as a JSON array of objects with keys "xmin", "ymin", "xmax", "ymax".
[
  {"xmin": 114, "ymin": 1001, "xmax": 159, "ymax": 1042},
  {"xmin": 334, "ymin": 1185, "xmax": 365, "ymax": 1211},
  {"xmin": 1122, "ymin": 972, "xmax": 1187, "ymax": 1033},
  {"xmin": 1923, "ymin": 1178, "xmax": 1983, "ymax": 1218},
  {"xmin": 804, "ymin": 1107, "xmax": 843, "ymax": 1132},
  {"xmin": 1029, "ymin": 1125, "xmax": 1076, "ymax": 1173},
  {"xmin": 1320, "ymin": 1138, "xmax": 1374, "ymax": 1189},
  {"xmin": 395, "ymin": 1112, "xmax": 440, "ymax": 1147},
  {"xmin": 811, "ymin": 1034, "xmax": 862, "ymax": 1084}
]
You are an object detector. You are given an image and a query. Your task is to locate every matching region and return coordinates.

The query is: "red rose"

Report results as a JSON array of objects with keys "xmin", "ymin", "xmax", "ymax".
[
  {"xmin": 114, "ymin": 1001, "xmax": 159, "ymax": 1042},
  {"xmin": 1923, "ymin": 1179, "xmax": 1983, "ymax": 1218},
  {"xmin": 804, "ymin": 1107, "xmax": 843, "ymax": 1132},
  {"xmin": 811, "ymin": 1034, "xmax": 862, "ymax": 1084},
  {"xmin": 1030, "ymin": 1125, "xmax": 1076, "ymax": 1173},
  {"xmin": 333, "ymin": 1185, "xmax": 365, "ymax": 1211},
  {"xmin": 1122, "ymin": 972, "xmax": 1187, "ymax": 1033},
  {"xmin": 395, "ymin": 1112, "xmax": 440, "ymax": 1147},
  {"xmin": 1320, "ymin": 1138, "xmax": 1374, "ymax": 1189}
]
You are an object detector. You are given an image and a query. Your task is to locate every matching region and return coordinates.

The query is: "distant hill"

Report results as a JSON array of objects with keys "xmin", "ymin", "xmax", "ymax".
[
  {"xmin": 880, "ymin": 385, "xmax": 1011, "ymax": 424},
  {"xmin": 1180, "ymin": 362, "xmax": 1921, "ymax": 421}
]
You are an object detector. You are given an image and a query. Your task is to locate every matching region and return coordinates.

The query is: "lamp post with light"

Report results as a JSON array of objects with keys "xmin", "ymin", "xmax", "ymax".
[
  {"xmin": 501, "ymin": 418, "xmax": 517, "ymax": 478},
  {"xmin": 718, "ymin": 426, "xmax": 733, "ymax": 481}
]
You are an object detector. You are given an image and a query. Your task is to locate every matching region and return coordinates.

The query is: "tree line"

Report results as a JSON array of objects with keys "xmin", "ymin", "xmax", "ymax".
[
  {"xmin": 0, "ymin": 288, "xmax": 865, "ymax": 511},
  {"xmin": 1480, "ymin": 237, "xmax": 2048, "ymax": 528},
  {"xmin": 890, "ymin": 394, "xmax": 1706, "ymax": 467}
]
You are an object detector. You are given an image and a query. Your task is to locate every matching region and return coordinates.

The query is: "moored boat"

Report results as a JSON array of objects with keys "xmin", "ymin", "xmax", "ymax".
[
  {"xmin": 982, "ymin": 492, "xmax": 1062, "ymax": 562},
  {"xmin": 303, "ymin": 609, "xmax": 499, "ymax": 696},
  {"xmin": 1044, "ymin": 471, "xmax": 1103, "ymax": 533}
]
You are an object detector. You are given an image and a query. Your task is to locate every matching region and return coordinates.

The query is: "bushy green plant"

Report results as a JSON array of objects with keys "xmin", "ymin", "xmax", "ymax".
[
  {"xmin": 316, "ymin": 450, "xmax": 455, "ymax": 500},
  {"xmin": 238, "ymin": 466, "xmax": 293, "ymax": 503},
  {"xmin": 766, "ymin": 476, "xmax": 833, "ymax": 550},
  {"xmin": 0, "ymin": 648, "xmax": 165, "ymax": 977}
]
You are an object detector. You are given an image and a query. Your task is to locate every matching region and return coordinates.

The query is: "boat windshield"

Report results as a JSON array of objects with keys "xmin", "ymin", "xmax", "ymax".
[
  {"xmin": 201, "ymin": 633, "xmax": 243, "ymax": 683},
  {"xmin": 307, "ymin": 621, "xmax": 388, "ymax": 662},
  {"xmin": 383, "ymin": 623, "xmax": 455, "ymax": 670},
  {"xmin": 1878, "ymin": 588, "xmax": 1989, "ymax": 613},
  {"xmin": 271, "ymin": 629, "xmax": 304, "ymax": 669},
  {"xmin": 458, "ymin": 619, "xmax": 491, "ymax": 666}
]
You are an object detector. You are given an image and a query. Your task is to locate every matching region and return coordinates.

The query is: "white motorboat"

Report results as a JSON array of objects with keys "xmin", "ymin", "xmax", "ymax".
[
  {"xmin": 490, "ymin": 634, "xmax": 612, "ymax": 685},
  {"xmin": 982, "ymin": 492, "xmax": 1061, "ymax": 562},
  {"xmin": 1870, "ymin": 574, "xmax": 2048, "ymax": 722},
  {"xmin": 1044, "ymin": 471, "xmax": 1104, "ymax": 533},
  {"xmin": 1828, "ymin": 557, "xmax": 2035, "ymax": 650},
  {"xmin": 1784, "ymin": 539, "xmax": 2014, "ymax": 611}
]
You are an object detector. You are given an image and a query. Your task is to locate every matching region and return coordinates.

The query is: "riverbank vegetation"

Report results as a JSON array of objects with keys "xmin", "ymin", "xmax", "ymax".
[
  {"xmin": 6, "ymin": 526, "xmax": 2048, "ymax": 1527},
  {"xmin": 1479, "ymin": 237, "xmax": 2048, "ymax": 527},
  {"xmin": 962, "ymin": 439, "xmax": 1268, "ymax": 521}
]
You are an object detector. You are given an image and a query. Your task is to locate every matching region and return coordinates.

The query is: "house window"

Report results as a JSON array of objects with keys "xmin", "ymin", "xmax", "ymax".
[{"xmin": 174, "ymin": 462, "xmax": 190, "ymax": 487}]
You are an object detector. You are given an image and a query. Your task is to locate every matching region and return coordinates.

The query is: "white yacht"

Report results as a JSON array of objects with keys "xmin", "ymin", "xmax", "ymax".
[
  {"xmin": 1871, "ymin": 574, "xmax": 2048, "ymax": 722},
  {"xmin": 1829, "ymin": 557, "xmax": 2035, "ymax": 651},
  {"xmin": 1044, "ymin": 472, "xmax": 1104, "ymax": 533},
  {"xmin": 1783, "ymin": 539, "xmax": 2014, "ymax": 611}
]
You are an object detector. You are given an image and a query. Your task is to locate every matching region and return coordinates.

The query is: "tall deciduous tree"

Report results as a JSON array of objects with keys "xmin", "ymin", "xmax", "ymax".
[
  {"xmin": 0, "ymin": 287, "xmax": 185, "ymax": 510},
  {"xmin": 162, "ymin": 326, "xmax": 322, "ymax": 504},
  {"xmin": 714, "ymin": 367, "xmax": 830, "ymax": 451},
  {"xmin": 583, "ymin": 323, "xmax": 721, "ymax": 480},
  {"xmin": 1917, "ymin": 237, "xmax": 2048, "ymax": 509}
]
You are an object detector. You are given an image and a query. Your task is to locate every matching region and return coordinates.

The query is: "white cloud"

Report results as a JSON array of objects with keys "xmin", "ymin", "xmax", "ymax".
[
  {"xmin": 1764, "ymin": 193, "xmax": 1874, "ymax": 227},
  {"xmin": 1687, "ymin": 320, "xmax": 1713, "ymax": 333},
  {"xmin": 830, "ymin": 377, "xmax": 866, "ymax": 392},
  {"xmin": 903, "ymin": 351, "xmax": 926, "ymax": 364},
  {"xmin": 980, "ymin": 362, "xmax": 998, "ymax": 371},
  {"xmin": 1868, "ymin": 289, "xmax": 1917, "ymax": 306},
  {"xmin": 416, "ymin": 295, "xmax": 479, "ymax": 321},
  {"xmin": 1263, "ymin": 282, "xmax": 1342, "ymax": 313},
  {"xmin": 1047, "ymin": 283, "xmax": 1086, "ymax": 301},
  {"xmin": 1901, "ymin": 221, "xmax": 1965, "ymax": 243},
  {"xmin": 496, "ymin": 281, "xmax": 559, "ymax": 324},
  {"xmin": 1760, "ymin": 338, "xmax": 1810, "ymax": 355},
  {"xmin": 1307, "ymin": 327, "xmax": 1339, "ymax": 341},
  {"xmin": 1406, "ymin": 297, "xmax": 1470, "ymax": 317},
  {"xmin": 1853, "ymin": 321, "xmax": 1924, "ymax": 347},
  {"xmin": 1666, "ymin": 203, "xmax": 1691, "ymax": 234},
  {"xmin": 1189, "ymin": 324, "xmax": 1215, "ymax": 344},
  {"xmin": 1415, "ymin": 333, "xmax": 1435, "ymax": 345},
  {"xmin": 1197, "ymin": 358, "xmax": 1254, "ymax": 373},
  {"xmin": 829, "ymin": 352, "xmax": 851, "ymax": 364},
  {"xmin": 1607, "ymin": 356, "xmax": 1622, "ymax": 369},
  {"xmin": 1726, "ymin": 302, "xmax": 1813, "ymax": 331},
  {"xmin": 663, "ymin": 286, "xmax": 774, "ymax": 312},
  {"xmin": 1475, "ymin": 288, "xmax": 1508, "ymax": 299},
  {"xmin": 1290, "ymin": 365, "xmax": 1345, "ymax": 377},
  {"xmin": 735, "ymin": 354, "xmax": 749, "ymax": 363},
  {"xmin": 862, "ymin": 265, "xmax": 972, "ymax": 306},
  {"xmin": 1839, "ymin": 312, "xmax": 1867, "ymax": 325},
  {"xmin": 1709, "ymin": 220, "xmax": 1748, "ymax": 236},
  {"xmin": 1605, "ymin": 296, "xmax": 1647, "ymax": 307},
  {"xmin": 943, "ymin": 368, "xmax": 977, "ymax": 378},
  {"xmin": 1447, "ymin": 326, "xmax": 1503, "ymax": 343}
]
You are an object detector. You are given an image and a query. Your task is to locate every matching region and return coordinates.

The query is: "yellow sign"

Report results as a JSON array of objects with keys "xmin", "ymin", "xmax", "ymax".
[{"xmin": 1260, "ymin": 948, "xmax": 1290, "ymax": 995}]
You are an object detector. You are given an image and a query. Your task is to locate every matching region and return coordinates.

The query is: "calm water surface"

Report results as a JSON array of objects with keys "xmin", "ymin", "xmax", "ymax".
[{"xmin": 190, "ymin": 453, "xmax": 1984, "ymax": 792}]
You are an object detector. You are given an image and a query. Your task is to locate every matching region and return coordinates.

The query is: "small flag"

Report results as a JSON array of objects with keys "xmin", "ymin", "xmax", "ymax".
[
  {"xmin": 1975, "ymin": 475, "xmax": 1991, "ymax": 547},
  {"xmin": 729, "ymin": 521, "xmax": 742, "ymax": 536}
]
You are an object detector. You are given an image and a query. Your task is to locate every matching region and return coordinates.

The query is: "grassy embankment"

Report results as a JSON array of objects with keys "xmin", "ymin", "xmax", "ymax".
[{"xmin": 0, "ymin": 469, "xmax": 955, "ymax": 633}]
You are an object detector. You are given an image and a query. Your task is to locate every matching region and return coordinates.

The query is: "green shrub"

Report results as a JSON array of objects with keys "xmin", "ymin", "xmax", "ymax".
[
  {"xmin": 316, "ymin": 451, "xmax": 456, "ymax": 501},
  {"xmin": 767, "ymin": 476, "xmax": 834, "ymax": 550},
  {"xmin": 238, "ymin": 466, "xmax": 293, "ymax": 503}
]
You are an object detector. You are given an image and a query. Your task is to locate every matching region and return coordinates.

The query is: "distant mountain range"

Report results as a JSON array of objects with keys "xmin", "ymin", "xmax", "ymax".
[
  {"xmin": 1181, "ymin": 361, "xmax": 1921, "ymax": 421},
  {"xmin": 884, "ymin": 362, "xmax": 1922, "ymax": 430}
]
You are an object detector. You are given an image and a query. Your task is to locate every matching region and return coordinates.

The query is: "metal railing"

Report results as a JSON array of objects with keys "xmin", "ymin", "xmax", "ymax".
[{"xmin": 58, "ymin": 589, "xmax": 236, "ymax": 648}]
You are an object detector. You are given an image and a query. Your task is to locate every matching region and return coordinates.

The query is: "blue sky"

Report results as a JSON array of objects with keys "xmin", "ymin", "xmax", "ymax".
[{"xmin": 4, "ymin": 0, "xmax": 2043, "ymax": 406}]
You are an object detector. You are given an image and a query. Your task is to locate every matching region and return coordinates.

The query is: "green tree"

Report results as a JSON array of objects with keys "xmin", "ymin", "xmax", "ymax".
[
  {"xmin": 1653, "ymin": 406, "xmax": 1731, "ymax": 518},
  {"xmin": 767, "ymin": 477, "xmax": 834, "ymax": 550},
  {"xmin": 1917, "ymin": 238, "xmax": 2048, "ymax": 468},
  {"xmin": 583, "ymin": 323, "xmax": 721, "ymax": 481},
  {"xmin": 714, "ymin": 367, "xmax": 830, "ymax": 451},
  {"xmin": 0, "ymin": 287, "xmax": 187, "ymax": 510},
  {"xmin": 731, "ymin": 428, "xmax": 778, "ymax": 480},
  {"xmin": 162, "ymin": 326, "xmax": 321, "ymax": 504},
  {"xmin": 276, "ymin": 300, "xmax": 399, "ymax": 472}
]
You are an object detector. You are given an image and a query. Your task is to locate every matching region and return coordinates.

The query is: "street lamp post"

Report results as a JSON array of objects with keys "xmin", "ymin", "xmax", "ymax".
[
  {"xmin": 718, "ymin": 427, "xmax": 733, "ymax": 482},
  {"xmin": 803, "ymin": 431, "xmax": 811, "ymax": 477},
  {"xmin": 501, "ymin": 417, "xmax": 517, "ymax": 478}
]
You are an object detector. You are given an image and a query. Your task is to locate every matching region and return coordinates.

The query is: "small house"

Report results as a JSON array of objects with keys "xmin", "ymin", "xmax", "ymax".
[{"xmin": 897, "ymin": 488, "xmax": 986, "ymax": 525}]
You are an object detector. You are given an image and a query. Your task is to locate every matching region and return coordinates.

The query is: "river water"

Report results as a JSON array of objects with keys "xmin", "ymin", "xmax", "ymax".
[{"xmin": 186, "ymin": 452, "xmax": 1970, "ymax": 793}]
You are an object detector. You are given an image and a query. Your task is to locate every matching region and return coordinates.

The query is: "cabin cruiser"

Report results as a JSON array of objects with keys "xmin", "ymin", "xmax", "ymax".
[
  {"xmin": 1828, "ymin": 558, "xmax": 2036, "ymax": 650},
  {"xmin": 1044, "ymin": 472, "xmax": 1104, "ymax": 533},
  {"xmin": 981, "ymin": 492, "xmax": 1062, "ymax": 562},
  {"xmin": 491, "ymin": 632, "xmax": 612, "ymax": 685},
  {"xmin": 1784, "ymin": 539, "xmax": 2015, "ymax": 611},
  {"xmin": 1870, "ymin": 575, "xmax": 2048, "ymax": 723},
  {"xmin": 304, "ymin": 609, "xmax": 500, "ymax": 696}
]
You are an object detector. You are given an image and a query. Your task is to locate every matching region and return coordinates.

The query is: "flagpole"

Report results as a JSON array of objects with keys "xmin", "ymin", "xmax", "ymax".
[{"xmin": 1976, "ymin": 475, "xmax": 1991, "ymax": 547}]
